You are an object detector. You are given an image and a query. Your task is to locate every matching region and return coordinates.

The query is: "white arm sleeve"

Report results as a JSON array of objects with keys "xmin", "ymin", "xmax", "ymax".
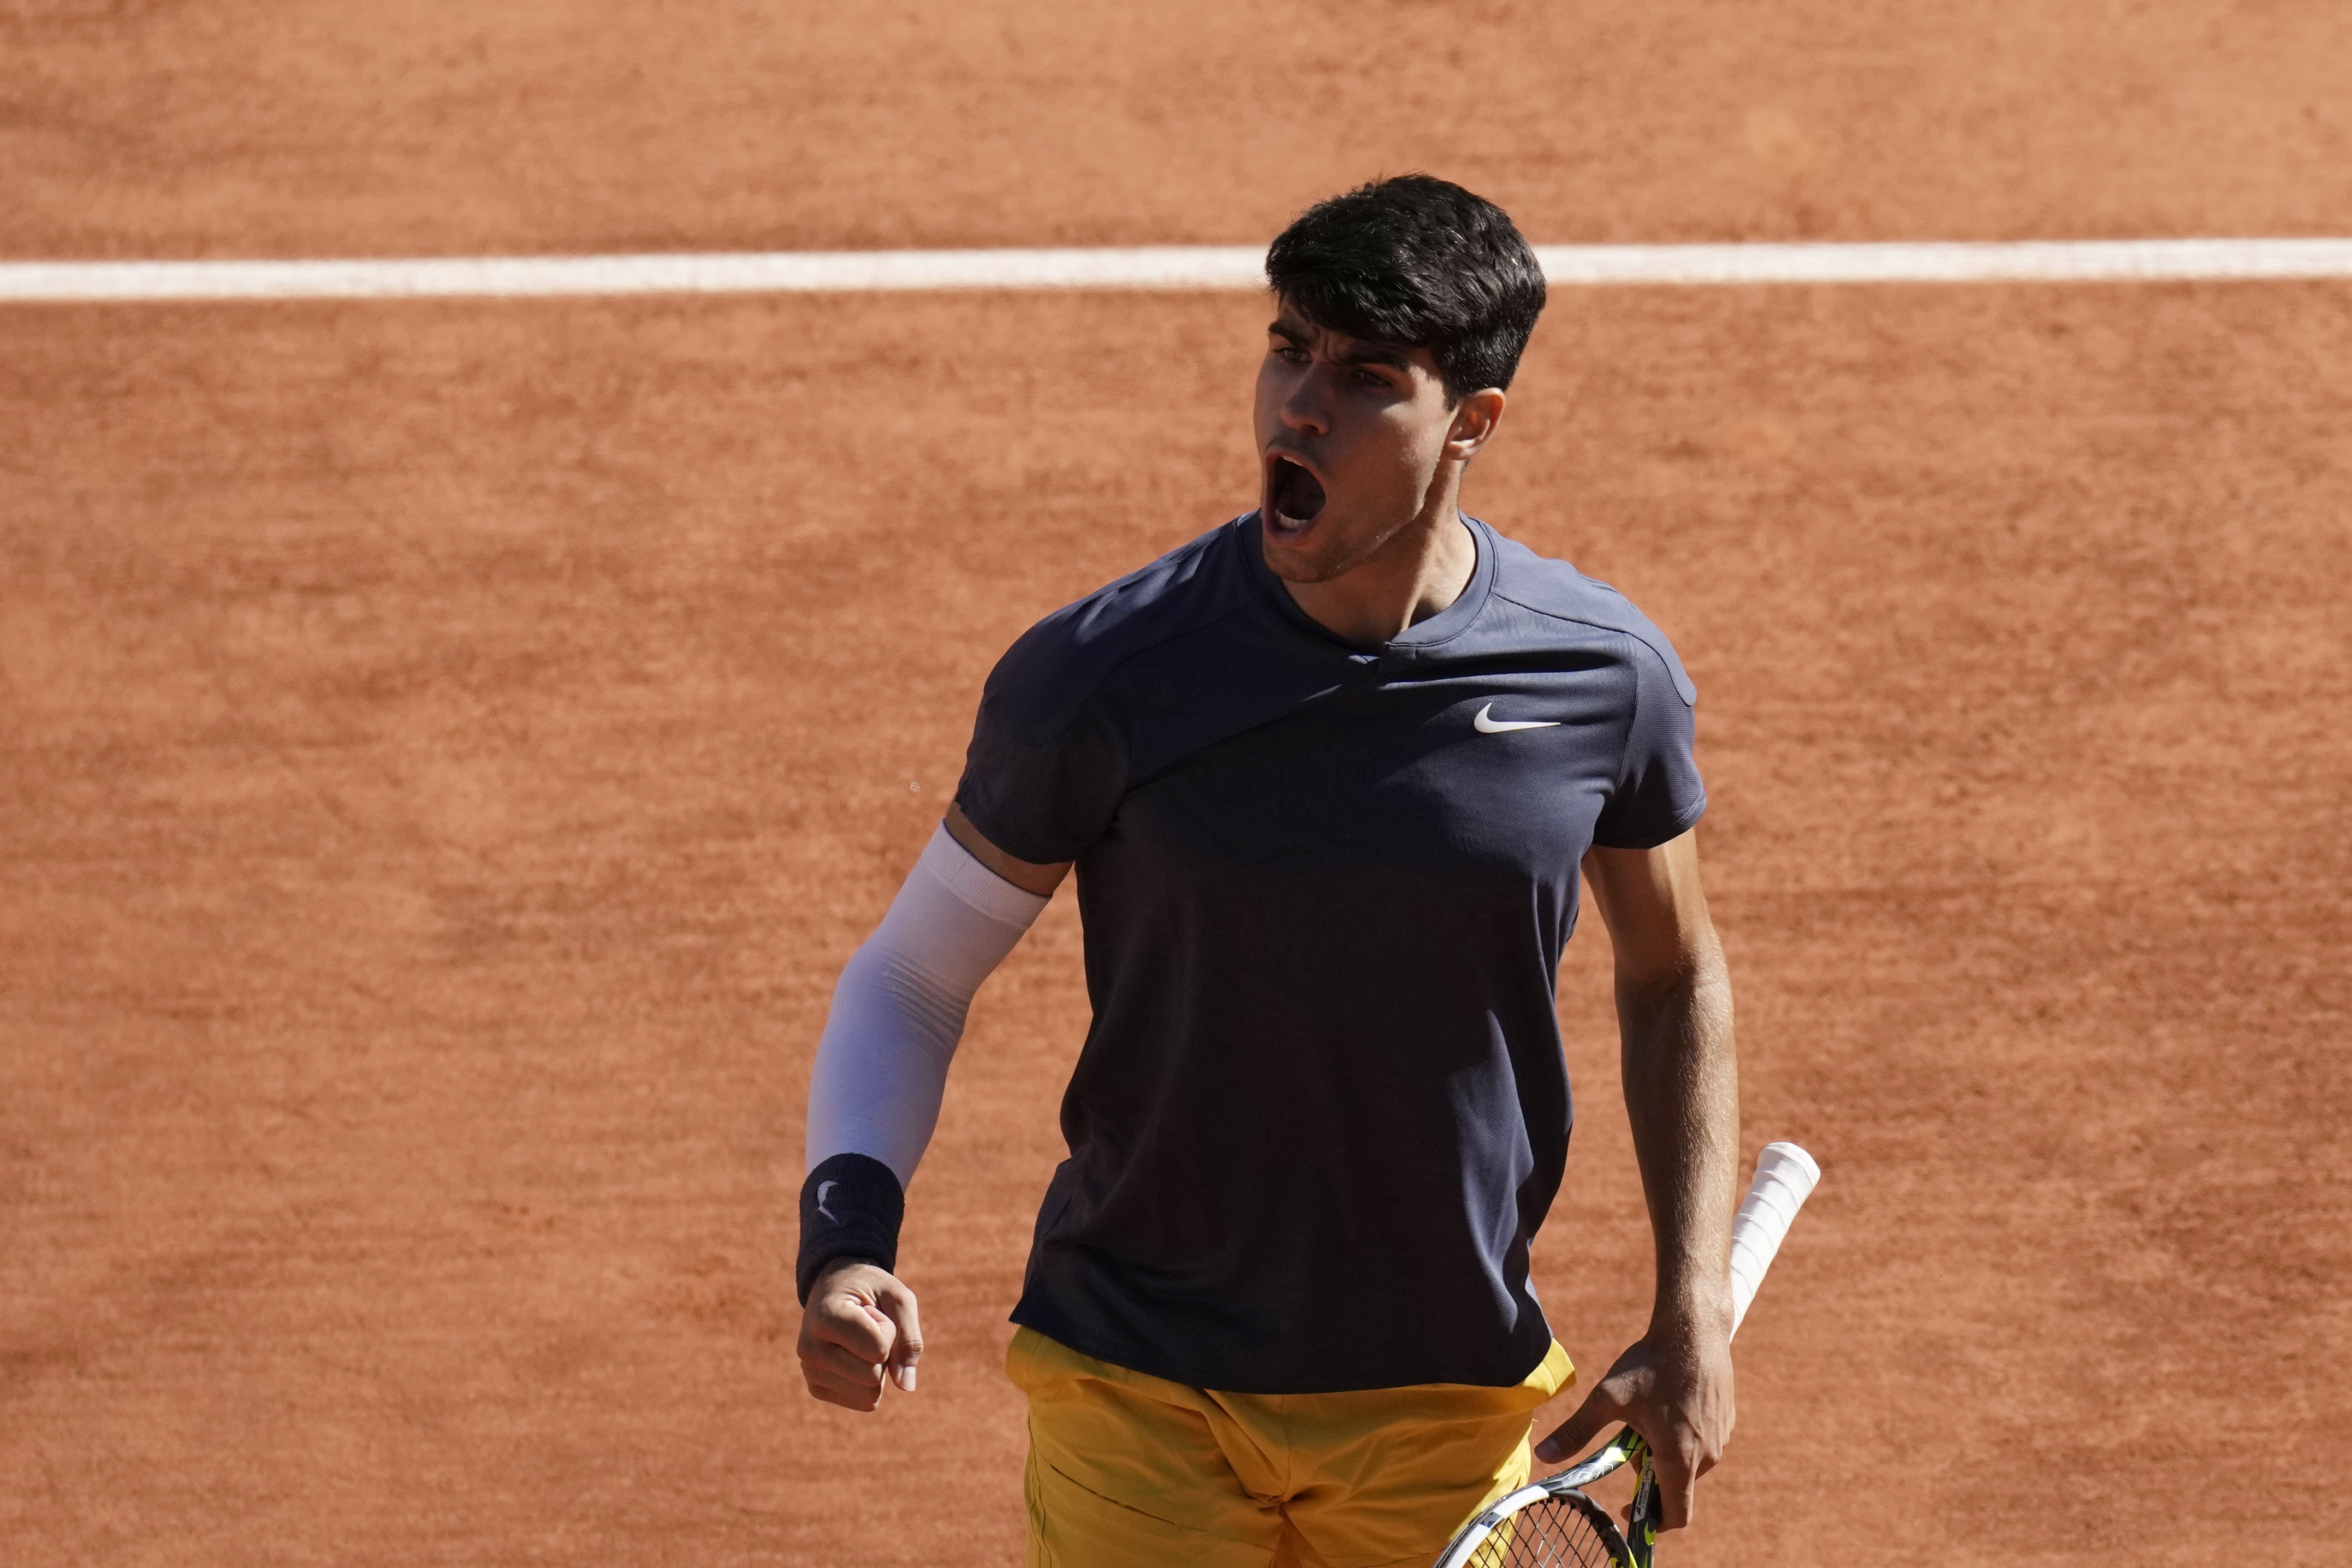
[{"xmin": 802, "ymin": 823, "xmax": 1049, "ymax": 1185}]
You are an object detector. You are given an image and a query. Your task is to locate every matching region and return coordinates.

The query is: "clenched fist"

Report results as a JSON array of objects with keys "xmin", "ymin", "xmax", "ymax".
[{"xmin": 798, "ymin": 1258, "xmax": 923, "ymax": 1411}]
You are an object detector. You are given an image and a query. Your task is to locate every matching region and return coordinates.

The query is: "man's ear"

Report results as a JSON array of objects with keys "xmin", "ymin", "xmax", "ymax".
[{"xmin": 1444, "ymin": 388, "xmax": 1507, "ymax": 461}]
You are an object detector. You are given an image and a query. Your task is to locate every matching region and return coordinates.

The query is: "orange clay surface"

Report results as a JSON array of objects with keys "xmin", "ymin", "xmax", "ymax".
[{"xmin": 4, "ymin": 7, "xmax": 2351, "ymax": 1567}]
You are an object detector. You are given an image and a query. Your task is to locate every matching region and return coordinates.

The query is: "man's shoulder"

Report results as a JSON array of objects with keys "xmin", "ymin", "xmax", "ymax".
[
  {"xmin": 1483, "ymin": 526, "xmax": 1696, "ymax": 705},
  {"xmin": 981, "ymin": 516, "xmax": 1260, "ymax": 744}
]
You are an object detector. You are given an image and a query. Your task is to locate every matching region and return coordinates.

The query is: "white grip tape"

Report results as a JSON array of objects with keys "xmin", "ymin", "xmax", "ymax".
[{"xmin": 1727, "ymin": 1141, "xmax": 1821, "ymax": 1337}]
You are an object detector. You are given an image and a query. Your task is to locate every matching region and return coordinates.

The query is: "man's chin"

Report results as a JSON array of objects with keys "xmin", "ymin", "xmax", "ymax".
[
  {"xmin": 1263, "ymin": 503, "xmax": 1401, "ymax": 586},
  {"xmin": 1259, "ymin": 513, "xmax": 1345, "ymax": 584}
]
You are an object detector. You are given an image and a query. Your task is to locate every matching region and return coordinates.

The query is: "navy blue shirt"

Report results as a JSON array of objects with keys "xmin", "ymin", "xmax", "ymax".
[{"xmin": 954, "ymin": 514, "xmax": 1706, "ymax": 1393}]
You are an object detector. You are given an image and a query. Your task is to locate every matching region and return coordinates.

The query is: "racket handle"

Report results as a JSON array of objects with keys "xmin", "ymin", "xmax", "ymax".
[{"xmin": 1727, "ymin": 1141, "xmax": 1820, "ymax": 1337}]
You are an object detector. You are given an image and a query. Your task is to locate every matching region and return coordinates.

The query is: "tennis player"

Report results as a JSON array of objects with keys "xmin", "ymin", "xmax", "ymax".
[{"xmin": 795, "ymin": 176, "xmax": 1741, "ymax": 1567}]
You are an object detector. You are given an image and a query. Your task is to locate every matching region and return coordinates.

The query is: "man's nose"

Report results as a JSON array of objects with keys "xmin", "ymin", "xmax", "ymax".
[{"xmin": 1280, "ymin": 369, "xmax": 1332, "ymax": 435}]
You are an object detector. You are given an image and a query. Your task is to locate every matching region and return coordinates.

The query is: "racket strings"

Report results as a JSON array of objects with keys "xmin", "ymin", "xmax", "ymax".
[{"xmin": 1462, "ymin": 1496, "xmax": 1624, "ymax": 1567}]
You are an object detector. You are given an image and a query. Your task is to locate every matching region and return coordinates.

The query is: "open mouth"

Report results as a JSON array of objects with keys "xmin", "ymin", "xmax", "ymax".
[{"xmin": 1265, "ymin": 455, "xmax": 1327, "ymax": 532}]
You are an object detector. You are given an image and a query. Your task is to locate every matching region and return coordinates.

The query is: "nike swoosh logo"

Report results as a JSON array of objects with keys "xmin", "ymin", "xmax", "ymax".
[
  {"xmin": 816, "ymin": 1180, "xmax": 840, "ymax": 1221},
  {"xmin": 1473, "ymin": 702, "xmax": 1561, "ymax": 734}
]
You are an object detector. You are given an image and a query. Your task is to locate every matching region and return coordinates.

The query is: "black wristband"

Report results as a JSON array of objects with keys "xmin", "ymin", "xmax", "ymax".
[{"xmin": 796, "ymin": 1153, "xmax": 906, "ymax": 1305}]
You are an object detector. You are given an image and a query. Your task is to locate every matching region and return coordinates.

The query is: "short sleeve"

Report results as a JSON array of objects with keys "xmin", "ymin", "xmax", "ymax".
[
  {"xmin": 952, "ymin": 644, "xmax": 1129, "ymax": 866},
  {"xmin": 1589, "ymin": 633, "xmax": 1707, "ymax": 850}
]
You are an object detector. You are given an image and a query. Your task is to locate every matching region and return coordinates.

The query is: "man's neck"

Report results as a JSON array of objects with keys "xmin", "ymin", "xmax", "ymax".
[{"xmin": 1282, "ymin": 507, "xmax": 1479, "ymax": 648}]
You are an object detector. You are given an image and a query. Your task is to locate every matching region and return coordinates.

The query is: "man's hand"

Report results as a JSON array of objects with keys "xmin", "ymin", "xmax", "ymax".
[
  {"xmin": 797, "ymin": 1258, "xmax": 923, "ymax": 1410},
  {"xmin": 1534, "ymin": 1317, "xmax": 1735, "ymax": 1531}
]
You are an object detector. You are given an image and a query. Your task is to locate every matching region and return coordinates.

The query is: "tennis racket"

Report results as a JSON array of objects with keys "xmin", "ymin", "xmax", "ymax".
[{"xmin": 1430, "ymin": 1141, "xmax": 1821, "ymax": 1568}]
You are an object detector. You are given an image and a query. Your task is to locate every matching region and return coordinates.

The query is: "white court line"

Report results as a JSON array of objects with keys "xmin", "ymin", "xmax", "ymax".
[{"xmin": 4, "ymin": 239, "xmax": 2352, "ymax": 301}]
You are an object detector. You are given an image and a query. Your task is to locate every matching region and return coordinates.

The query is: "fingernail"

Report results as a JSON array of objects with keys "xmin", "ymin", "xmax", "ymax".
[{"xmin": 895, "ymin": 1365, "xmax": 917, "ymax": 1392}]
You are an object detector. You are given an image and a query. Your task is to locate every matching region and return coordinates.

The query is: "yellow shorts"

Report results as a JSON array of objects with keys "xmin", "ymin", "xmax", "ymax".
[{"xmin": 1007, "ymin": 1326, "xmax": 1575, "ymax": 1568}]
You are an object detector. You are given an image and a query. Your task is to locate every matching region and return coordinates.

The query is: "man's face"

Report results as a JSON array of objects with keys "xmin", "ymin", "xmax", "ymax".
[{"xmin": 1254, "ymin": 302, "xmax": 1464, "ymax": 585}]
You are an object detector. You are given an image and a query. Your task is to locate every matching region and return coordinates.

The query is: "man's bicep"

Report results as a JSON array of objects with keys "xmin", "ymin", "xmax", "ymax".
[
  {"xmin": 944, "ymin": 804, "xmax": 1072, "ymax": 898},
  {"xmin": 1582, "ymin": 829, "xmax": 1719, "ymax": 990}
]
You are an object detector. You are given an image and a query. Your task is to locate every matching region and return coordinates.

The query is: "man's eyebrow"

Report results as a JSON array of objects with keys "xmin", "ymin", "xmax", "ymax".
[
  {"xmin": 1267, "ymin": 319, "xmax": 1414, "ymax": 371},
  {"xmin": 1333, "ymin": 342, "xmax": 1413, "ymax": 371}
]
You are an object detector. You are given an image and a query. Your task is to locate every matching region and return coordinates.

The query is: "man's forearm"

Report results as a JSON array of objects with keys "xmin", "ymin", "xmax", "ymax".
[{"xmin": 1617, "ymin": 945, "xmax": 1741, "ymax": 1331}]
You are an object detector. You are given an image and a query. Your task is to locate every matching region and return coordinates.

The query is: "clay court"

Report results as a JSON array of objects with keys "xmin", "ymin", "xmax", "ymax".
[{"xmin": 4, "ymin": 4, "xmax": 2349, "ymax": 1563}]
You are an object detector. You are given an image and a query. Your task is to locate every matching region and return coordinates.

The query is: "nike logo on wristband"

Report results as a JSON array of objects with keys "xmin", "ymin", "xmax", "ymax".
[
  {"xmin": 816, "ymin": 1180, "xmax": 840, "ymax": 1221},
  {"xmin": 1472, "ymin": 703, "xmax": 1560, "ymax": 734}
]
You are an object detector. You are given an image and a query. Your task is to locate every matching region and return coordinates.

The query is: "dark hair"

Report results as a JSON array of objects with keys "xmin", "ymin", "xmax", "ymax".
[{"xmin": 1266, "ymin": 175, "xmax": 1547, "ymax": 402}]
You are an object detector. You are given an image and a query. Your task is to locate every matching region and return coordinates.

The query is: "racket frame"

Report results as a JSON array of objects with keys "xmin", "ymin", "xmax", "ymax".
[{"xmin": 1429, "ymin": 1428, "xmax": 1646, "ymax": 1567}]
